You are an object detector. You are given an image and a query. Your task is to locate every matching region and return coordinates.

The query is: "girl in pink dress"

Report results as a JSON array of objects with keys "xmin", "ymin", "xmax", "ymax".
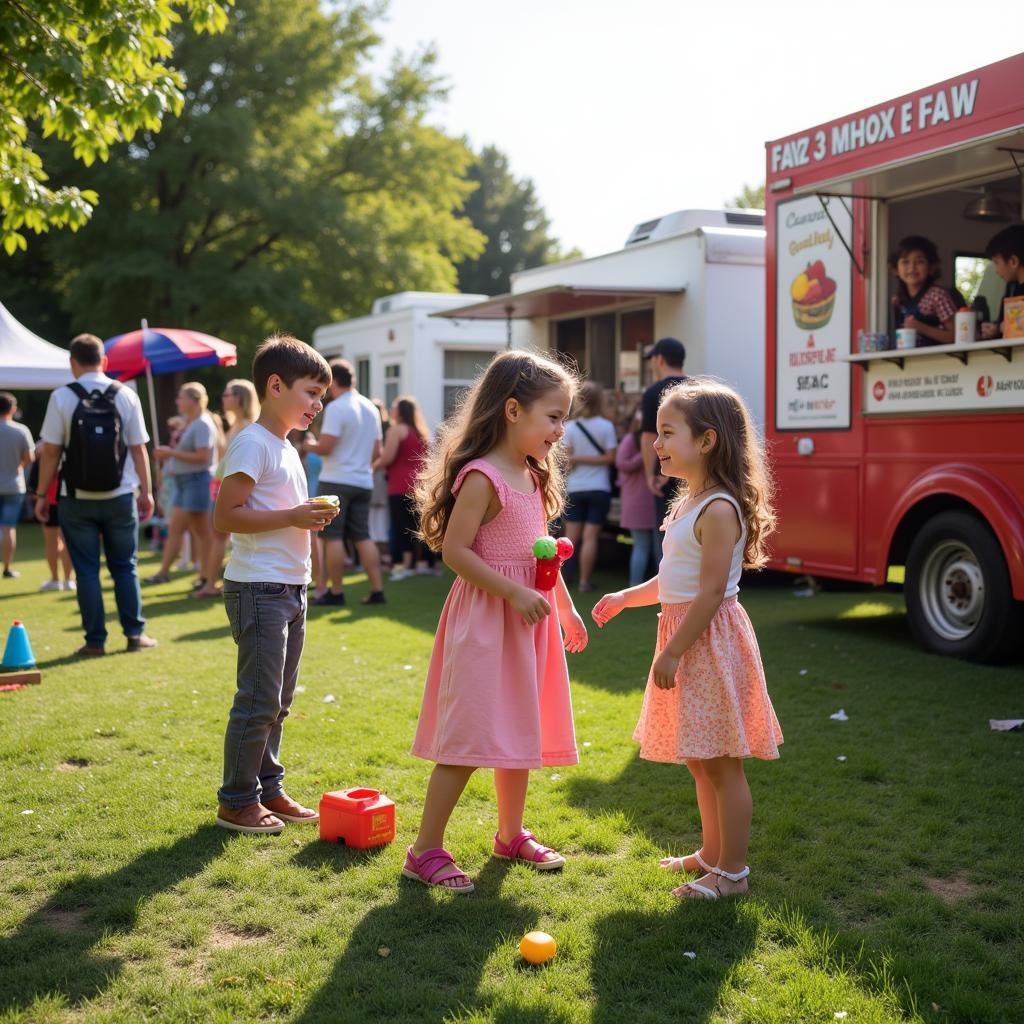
[
  {"xmin": 593, "ymin": 377, "xmax": 782, "ymax": 900},
  {"xmin": 404, "ymin": 351, "xmax": 589, "ymax": 893}
]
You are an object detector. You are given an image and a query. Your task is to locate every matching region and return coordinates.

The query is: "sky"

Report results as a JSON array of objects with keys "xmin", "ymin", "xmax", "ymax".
[{"xmin": 369, "ymin": 1, "xmax": 1019, "ymax": 259}]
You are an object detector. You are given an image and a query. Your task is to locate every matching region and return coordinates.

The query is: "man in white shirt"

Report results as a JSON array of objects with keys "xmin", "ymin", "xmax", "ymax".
[
  {"xmin": 34, "ymin": 334, "xmax": 157, "ymax": 657},
  {"xmin": 309, "ymin": 359, "xmax": 385, "ymax": 606}
]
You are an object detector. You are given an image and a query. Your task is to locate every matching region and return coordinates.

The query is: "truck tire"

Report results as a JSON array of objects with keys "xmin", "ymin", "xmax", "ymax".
[{"xmin": 905, "ymin": 510, "xmax": 1021, "ymax": 663}]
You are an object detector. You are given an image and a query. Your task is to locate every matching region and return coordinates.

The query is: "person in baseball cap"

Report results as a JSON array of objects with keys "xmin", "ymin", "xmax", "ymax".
[
  {"xmin": 642, "ymin": 337, "xmax": 686, "ymax": 366},
  {"xmin": 639, "ymin": 337, "xmax": 688, "ymax": 547}
]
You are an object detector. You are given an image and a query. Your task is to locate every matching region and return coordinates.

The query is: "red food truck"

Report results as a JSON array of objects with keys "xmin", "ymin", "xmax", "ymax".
[{"xmin": 764, "ymin": 53, "xmax": 1024, "ymax": 662}]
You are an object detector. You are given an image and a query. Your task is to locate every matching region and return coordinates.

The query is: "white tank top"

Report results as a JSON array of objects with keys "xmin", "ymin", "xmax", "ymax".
[{"xmin": 658, "ymin": 492, "xmax": 745, "ymax": 603}]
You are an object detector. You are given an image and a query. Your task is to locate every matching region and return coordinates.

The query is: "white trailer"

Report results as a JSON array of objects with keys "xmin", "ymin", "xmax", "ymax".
[
  {"xmin": 433, "ymin": 209, "xmax": 767, "ymax": 426},
  {"xmin": 312, "ymin": 292, "xmax": 508, "ymax": 429}
]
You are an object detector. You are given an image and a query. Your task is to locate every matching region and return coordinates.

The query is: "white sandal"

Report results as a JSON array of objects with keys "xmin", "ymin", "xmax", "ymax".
[
  {"xmin": 660, "ymin": 850, "xmax": 713, "ymax": 874},
  {"xmin": 675, "ymin": 864, "xmax": 750, "ymax": 900}
]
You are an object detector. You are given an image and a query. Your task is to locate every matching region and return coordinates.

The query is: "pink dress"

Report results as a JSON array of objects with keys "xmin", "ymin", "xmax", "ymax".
[{"xmin": 410, "ymin": 458, "xmax": 579, "ymax": 768}]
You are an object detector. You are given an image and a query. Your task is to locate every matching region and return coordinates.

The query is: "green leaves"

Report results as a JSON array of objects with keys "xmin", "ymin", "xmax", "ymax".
[
  {"xmin": 10, "ymin": 0, "xmax": 488, "ymax": 368},
  {"xmin": 0, "ymin": 0, "xmax": 233, "ymax": 248}
]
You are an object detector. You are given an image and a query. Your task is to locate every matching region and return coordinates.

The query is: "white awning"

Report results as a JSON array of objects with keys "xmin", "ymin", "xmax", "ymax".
[{"xmin": 0, "ymin": 301, "xmax": 72, "ymax": 389}]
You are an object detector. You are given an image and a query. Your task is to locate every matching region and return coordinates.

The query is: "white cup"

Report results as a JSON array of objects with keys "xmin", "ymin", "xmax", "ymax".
[{"xmin": 895, "ymin": 328, "xmax": 917, "ymax": 350}]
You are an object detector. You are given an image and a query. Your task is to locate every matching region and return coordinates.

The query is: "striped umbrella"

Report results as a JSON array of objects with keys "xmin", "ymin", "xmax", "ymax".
[{"xmin": 103, "ymin": 320, "xmax": 237, "ymax": 445}]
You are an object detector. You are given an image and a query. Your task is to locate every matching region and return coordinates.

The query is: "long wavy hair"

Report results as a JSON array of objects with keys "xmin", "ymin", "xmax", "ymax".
[
  {"xmin": 393, "ymin": 394, "xmax": 429, "ymax": 443},
  {"xmin": 660, "ymin": 377, "xmax": 776, "ymax": 569},
  {"xmin": 416, "ymin": 350, "xmax": 577, "ymax": 551},
  {"xmin": 223, "ymin": 378, "xmax": 260, "ymax": 438}
]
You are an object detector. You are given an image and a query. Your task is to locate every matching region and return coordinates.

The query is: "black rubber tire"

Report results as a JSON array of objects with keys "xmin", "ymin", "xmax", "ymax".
[{"xmin": 905, "ymin": 510, "xmax": 1021, "ymax": 663}]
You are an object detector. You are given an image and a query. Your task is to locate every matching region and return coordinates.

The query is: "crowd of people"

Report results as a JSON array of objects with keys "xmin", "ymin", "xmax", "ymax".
[{"xmin": 9, "ymin": 326, "xmax": 786, "ymax": 903}]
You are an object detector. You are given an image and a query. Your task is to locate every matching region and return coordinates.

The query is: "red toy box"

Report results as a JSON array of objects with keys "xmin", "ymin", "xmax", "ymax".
[{"xmin": 319, "ymin": 788, "xmax": 395, "ymax": 848}]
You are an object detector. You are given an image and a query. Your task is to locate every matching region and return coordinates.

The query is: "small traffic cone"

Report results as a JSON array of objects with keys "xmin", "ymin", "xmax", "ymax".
[{"xmin": 2, "ymin": 620, "xmax": 36, "ymax": 671}]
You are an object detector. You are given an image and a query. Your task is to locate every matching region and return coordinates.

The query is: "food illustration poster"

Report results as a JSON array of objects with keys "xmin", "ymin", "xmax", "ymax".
[{"xmin": 775, "ymin": 195, "xmax": 851, "ymax": 429}]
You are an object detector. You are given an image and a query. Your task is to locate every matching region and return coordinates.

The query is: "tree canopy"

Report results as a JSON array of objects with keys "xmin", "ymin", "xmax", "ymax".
[
  {"xmin": 6, "ymin": 0, "xmax": 484, "ymax": 364},
  {"xmin": 0, "ymin": 0, "xmax": 232, "ymax": 255},
  {"xmin": 456, "ymin": 145, "xmax": 578, "ymax": 296}
]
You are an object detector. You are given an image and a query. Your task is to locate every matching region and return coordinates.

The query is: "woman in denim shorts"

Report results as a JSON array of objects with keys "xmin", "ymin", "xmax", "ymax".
[
  {"xmin": 146, "ymin": 382, "xmax": 218, "ymax": 586},
  {"xmin": 563, "ymin": 381, "xmax": 618, "ymax": 592}
]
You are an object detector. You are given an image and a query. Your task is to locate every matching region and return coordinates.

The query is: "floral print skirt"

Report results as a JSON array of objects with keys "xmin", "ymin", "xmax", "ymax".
[{"xmin": 633, "ymin": 598, "xmax": 783, "ymax": 762}]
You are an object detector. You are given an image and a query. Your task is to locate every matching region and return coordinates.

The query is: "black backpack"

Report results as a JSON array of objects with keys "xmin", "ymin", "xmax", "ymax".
[{"xmin": 62, "ymin": 382, "xmax": 127, "ymax": 492}]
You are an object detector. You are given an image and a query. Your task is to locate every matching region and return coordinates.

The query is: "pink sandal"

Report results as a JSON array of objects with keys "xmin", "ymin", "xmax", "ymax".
[
  {"xmin": 493, "ymin": 829, "xmax": 565, "ymax": 870},
  {"xmin": 401, "ymin": 846, "xmax": 475, "ymax": 893}
]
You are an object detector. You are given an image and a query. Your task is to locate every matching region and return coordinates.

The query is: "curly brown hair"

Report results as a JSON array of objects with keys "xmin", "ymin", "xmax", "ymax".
[
  {"xmin": 416, "ymin": 350, "xmax": 578, "ymax": 551},
  {"xmin": 660, "ymin": 377, "xmax": 776, "ymax": 569}
]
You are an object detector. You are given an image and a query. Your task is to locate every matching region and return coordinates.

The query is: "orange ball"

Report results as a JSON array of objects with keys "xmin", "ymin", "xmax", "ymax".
[{"xmin": 520, "ymin": 930, "xmax": 557, "ymax": 965}]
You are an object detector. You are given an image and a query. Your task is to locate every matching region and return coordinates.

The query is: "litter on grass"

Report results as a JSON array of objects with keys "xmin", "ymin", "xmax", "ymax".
[
  {"xmin": 322, "ymin": 694, "xmax": 336, "ymax": 704},
  {"xmin": 836, "ymin": 756, "xmax": 848, "ymax": 763},
  {"xmin": 989, "ymin": 719, "xmax": 1023, "ymax": 732},
  {"xmin": 20, "ymin": 809, "xmax": 33, "ymax": 815},
  {"xmin": 683, "ymin": 951, "xmax": 697, "ymax": 960},
  {"xmin": 799, "ymin": 669, "xmax": 808, "ymax": 676},
  {"xmin": 830, "ymin": 709, "xmax": 849, "ymax": 722}
]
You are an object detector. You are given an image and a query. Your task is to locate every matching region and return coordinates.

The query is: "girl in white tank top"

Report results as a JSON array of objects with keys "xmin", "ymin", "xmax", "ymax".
[{"xmin": 592, "ymin": 377, "xmax": 782, "ymax": 900}]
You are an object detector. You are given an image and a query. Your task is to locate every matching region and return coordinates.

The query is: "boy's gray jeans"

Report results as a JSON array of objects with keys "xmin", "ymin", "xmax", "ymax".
[{"xmin": 218, "ymin": 580, "xmax": 307, "ymax": 810}]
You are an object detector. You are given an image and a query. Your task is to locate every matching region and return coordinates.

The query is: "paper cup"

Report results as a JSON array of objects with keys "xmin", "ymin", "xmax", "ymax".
[{"xmin": 895, "ymin": 328, "xmax": 917, "ymax": 350}]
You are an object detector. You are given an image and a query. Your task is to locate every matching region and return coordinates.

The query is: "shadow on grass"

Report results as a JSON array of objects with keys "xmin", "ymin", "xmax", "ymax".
[
  {"xmin": 291, "ymin": 839, "xmax": 389, "ymax": 873},
  {"xmin": 295, "ymin": 858, "xmax": 533, "ymax": 1024},
  {"xmin": 591, "ymin": 900, "xmax": 756, "ymax": 1024},
  {"xmin": 0, "ymin": 825, "xmax": 230, "ymax": 1015}
]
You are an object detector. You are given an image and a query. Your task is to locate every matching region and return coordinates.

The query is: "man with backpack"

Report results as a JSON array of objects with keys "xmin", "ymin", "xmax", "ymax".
[{"xmin": 34, "ymin": 334, "xmax": 157, "ymax": 657}]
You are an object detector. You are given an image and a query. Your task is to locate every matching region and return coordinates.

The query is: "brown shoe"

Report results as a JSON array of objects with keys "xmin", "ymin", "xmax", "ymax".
[
  {"xmin": 126, "ymin": 634, "xmax": 157, "ymax": 652},
  {"xmin": 74, "ymin": 644, "xmax": 106, "ymax": 658}
]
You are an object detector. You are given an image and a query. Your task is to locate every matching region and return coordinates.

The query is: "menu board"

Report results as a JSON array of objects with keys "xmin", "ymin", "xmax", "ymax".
[
  {"xmin": 775, "ymin": 195, "xmax": 852, "ymax": 429},
  {"xmin": 863, "ymin": 349, "xmax": 1024, "ymax": 413}
]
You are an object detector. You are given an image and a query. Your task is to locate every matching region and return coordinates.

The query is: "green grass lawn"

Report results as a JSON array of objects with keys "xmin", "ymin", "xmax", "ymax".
[{"xmin": 1, "ymin": 526, "xmax": 1022, "ymax": 1024}]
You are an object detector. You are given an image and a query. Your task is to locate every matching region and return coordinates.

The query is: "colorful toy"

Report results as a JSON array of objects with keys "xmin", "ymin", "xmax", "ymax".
[
  {"xmin": 520, "ymin": 930, "xmax": 557, "ymax": 965},
  {"xmin": 319, "ymin": 788, "xmax": 395, "ymax": 848},
  {"xmin": 532, "ymin": 536, "xmax": 574, "ymax": 590},
  {"xmin": 2, "ymin": 620, "xmax": 36, "ymax": 671}
]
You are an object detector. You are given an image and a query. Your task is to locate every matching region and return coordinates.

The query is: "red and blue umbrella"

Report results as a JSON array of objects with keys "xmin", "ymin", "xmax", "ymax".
[
  {"xmin": 102, "ymin": 322, "xmax": 237, "ymax": 445},
  {"xmin": 103, "ymin": 325, "xmax": 236, "ymax": 381}
]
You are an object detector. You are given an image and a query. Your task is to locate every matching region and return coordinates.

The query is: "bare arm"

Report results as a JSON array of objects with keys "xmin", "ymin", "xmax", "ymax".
[
  {"xmin": 572, "ymin": 447, "xmax": 616, "ymax": 466},
  {"xmin": 641, "ymin": 431, "xmax": 663, "ymax": 495},
  {"xmin": 129, "ymin": 443, "xmax": 154, "ymax": 520},
  {"xmin": 308, "ymin": 432, "xmax": 338, "ymax": 457},
  {"xmin": 155, "ymin": 445, "xmax": 211, "ymax": 465},
  {"xmin": 376, "ymin": 426, "xmax": 402, "ymax": 469},
  {"xmin": 33, "ymin": 442, "xmax": 62, "ymax": 522},
  {"xmin": 214, "ymin": 471, "xmax": 336, "ymax": 534},
  {"xmin": 908, "ymin": 315, "xmax": 954, "ymax": 345},
  {"xmin": 441, "ymin": 470, "xmax": 550, "ymax": 625},
  {"xmin": 651, "ymin": 500, "xmax": 739, "ymax": 687}
]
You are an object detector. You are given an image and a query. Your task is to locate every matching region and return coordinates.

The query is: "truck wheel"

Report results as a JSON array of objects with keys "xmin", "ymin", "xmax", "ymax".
[{"xmin": 905, "ymin": 510, "xmax": 1020, "ymax": 663}]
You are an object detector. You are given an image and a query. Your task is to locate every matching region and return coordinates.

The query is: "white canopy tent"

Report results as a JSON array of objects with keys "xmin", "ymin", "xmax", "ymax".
[{"xmin": 0, "ymin": 301, "xmax": 72, "ymax": 389}]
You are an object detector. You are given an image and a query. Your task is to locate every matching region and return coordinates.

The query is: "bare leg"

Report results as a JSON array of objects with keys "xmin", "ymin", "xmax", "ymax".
[
  {"xmin": 57, "ymin": 530, "xmax": 74, "ymax": 582},
  {"xmin": 579, "ymin": 522, "xmax": 602, "ymax": 587},
  {"xmin": 310, "ymin": 533, "xmax": 325, "ymax": 596},
  {"xmin": 663, "ymin": 759, "xmax": 721, "ymax": 875},
  {"xmin": 187, "ymin": 511, "xmax": 211, "ymax": 578},
  {"xmin": 324, "ymin": 538, "xmax": 345, "ymax": 594},
  {"xmin": 43, "ymin": 526, "xmax": 60, "ymax": 581},
  {"xmin": 197, "ymin": 527, "xmax": 228, "ymax": 594},
  {"xmin": 157, "ymin": 507, "xmax": 189, "ymax": 575},
  {"xmin": 2, "ymin": 526, "xmax": 15, "ymax": 572},
  {"xmin": 676, "ymin": 756, "xmax": 751, "ymax": 897},
  {"xmin": 413, "ymin": 763, "xmax": 475, "ymax": 853},
  {"xmin": 355, "ymin": 538, "xmax": 383, "ymax": 592},
  {"xmin": 493, "ymin": 768, "xmax": 560, "ymax": 863}
]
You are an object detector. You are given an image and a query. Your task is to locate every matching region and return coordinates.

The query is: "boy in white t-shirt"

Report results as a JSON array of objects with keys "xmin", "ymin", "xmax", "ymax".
[{"xmin": 213, "ymin": 334, "xmax": 338, "ymax": 834}]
